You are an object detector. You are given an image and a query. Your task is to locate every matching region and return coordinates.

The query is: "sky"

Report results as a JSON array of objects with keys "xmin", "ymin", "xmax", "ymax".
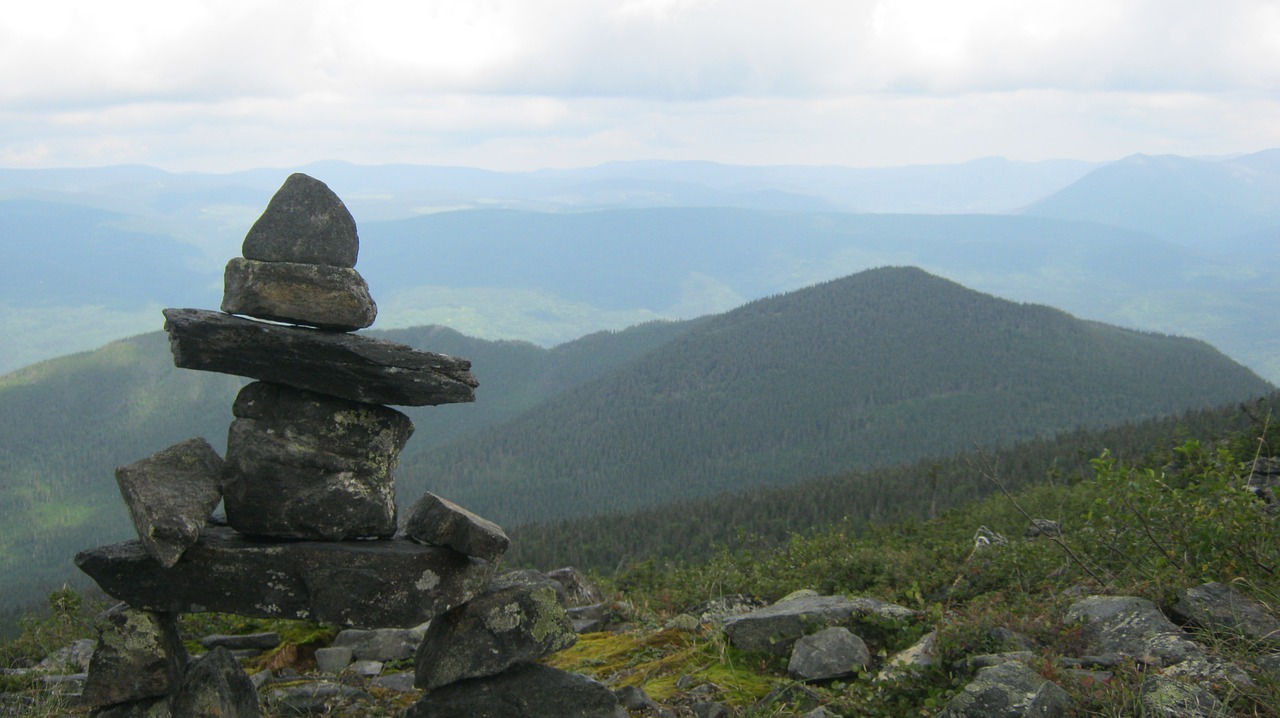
[{"xmin": 2, "ymin": 0, "xmax": 1279, "ymax": 172}]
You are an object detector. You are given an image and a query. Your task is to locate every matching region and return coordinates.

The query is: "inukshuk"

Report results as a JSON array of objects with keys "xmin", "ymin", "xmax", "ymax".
[{"xmin": 73, "ymin": 174, "xmax": 541, "ymax": 715}]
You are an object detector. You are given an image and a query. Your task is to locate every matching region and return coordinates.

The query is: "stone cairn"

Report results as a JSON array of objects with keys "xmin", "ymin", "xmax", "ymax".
[{"xmin": 74, "ymin": 174, "xmax": 617, "ymax": 717}]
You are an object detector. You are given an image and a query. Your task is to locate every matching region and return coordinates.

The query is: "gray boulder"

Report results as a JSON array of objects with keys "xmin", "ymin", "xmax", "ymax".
[
  {"xmin": 876, "ymin": 631, "xmax": 938, "ymax": 681},
  {"xmin": 404, "ymin": 663, "xmax": 625, "ymax": 718},
  {"xmin": 114, "ymin": 438, "xmax": 223, "ymax": 567},
  {"xmin": 36, "ymin": 638, "xmax": 95, "ymax": 673},
  {"xmin": 221, "ymin": 257, "xmax": 376, "ymax": 330},
  {"xmin": 222, "ymin": 382, "xmax": 412, "ymax": 540},
  {"xmin": 402, "ymin": 492, "xmax": 510, "ymax": 561},
  {"xmin": 547, "ymin": 566, "xmax": 604, "ymax": 607},
  {"xmin": 81, "ymin": 604, "xmax": 187, "ymax": 708},
  {"xmin": 723, "ymin": 593, "xmax": 916, "ymax": 657},
  {"xmin": 313, "ymin": 646, "xmax": 353, "ymax": 674},
  {"xmin": 1170, "ymin": 581, "xmax": 1280, "ymax": 646},
  {"xmin": 331, "ymin": 627, "xmax": 421, "ymax": 662},
  {"xmin": 938, "ymin": 661, "xmax": 1071, "ymax": 718},
  {"xmin": 242, "ymin": 173, "xmax": 358, "ymax": 268},
  {"xmin": 75, "ymin": 526, "xmax": 495, "ymax": 628},
  {"xmin": 787, "ymin": 626, "xmax": 870, "ymax": 681},
  {"xmin": 169, "ymin": 647, "xmax": 260, "ymax": 718},
  {"xmin": 266, "ymin": 681, "xmax": 370, "ymax": 714},
  {"xmin": 163, "ymin": 308, "xmax": 478, "ymax": 406},
  {"xmin": 415, "ymin": 572, "xmax": 577, "ymax": 691},
  {"xmin": 1139, "ymin": 675, "xmax": 1229, "ymax": 717},
  {"xmin": 1064, "ymin": 596, "xmax": 1205, "ymax": 667}
]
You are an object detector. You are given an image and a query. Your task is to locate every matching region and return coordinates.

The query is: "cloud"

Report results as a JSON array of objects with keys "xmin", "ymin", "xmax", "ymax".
[{"xmin": 2, "ymin": 0, "xmax": 1278, "ymax": 170}]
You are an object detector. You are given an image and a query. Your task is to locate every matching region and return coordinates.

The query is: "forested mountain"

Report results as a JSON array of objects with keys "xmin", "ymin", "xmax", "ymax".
[
  {"xmin": 0, "ymin": 267, "xmax": 1270, "ymax": 619},
  {"xmin": 508, "ymin": 395, "xmax": 1274, "ymax": 572},
  {"xmin": 399, "ymin": 267, "xmax": 1271, "ymax": 527}
]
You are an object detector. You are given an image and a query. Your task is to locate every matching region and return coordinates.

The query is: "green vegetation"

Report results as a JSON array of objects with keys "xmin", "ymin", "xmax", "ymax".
[{"xmin": 2, "ymin": 396, "xmax": 1277, "ymax": 715}]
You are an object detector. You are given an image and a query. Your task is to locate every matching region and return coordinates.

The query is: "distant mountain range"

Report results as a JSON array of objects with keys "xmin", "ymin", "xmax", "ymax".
[
  {"xmin": 6, "ymin": 150, "xmax": 1280, "ymax": 383},
  {"xmin": 0, "ymin": 267, "xmax": 1269, "ymax": 616}
]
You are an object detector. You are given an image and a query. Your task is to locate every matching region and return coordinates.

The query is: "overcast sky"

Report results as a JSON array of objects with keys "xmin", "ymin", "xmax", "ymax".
[{"xmin": 3, "ymin": 0, "xmax": 1279, "ymax": 172}]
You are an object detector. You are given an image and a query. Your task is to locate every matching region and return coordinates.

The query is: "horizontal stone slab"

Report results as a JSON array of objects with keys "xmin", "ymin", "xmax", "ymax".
[
  {"xmin": 76, "ymin": 527, "xmax": 496, "ymax": 628},
  {"xmin": 163, "ymin": 308, "xmax": 477, "ymax": 406},
  {"xmin": 222, "ymin": 257, "xmax": 377, "ymax": 331}
]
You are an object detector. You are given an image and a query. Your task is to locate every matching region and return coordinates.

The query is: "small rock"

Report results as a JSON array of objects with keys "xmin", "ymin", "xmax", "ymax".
[
  {"xmin": 242, "ymin": 173, "xmax": 359, "ymax": 268},
  {"xmin": 114, "ymin": 438, "xmax": 223, "ymax": 567},
  {"xmin": 345, "ymin": 659, "xmax": 383, "ymax": 677},
  {"xmin": 787, "ymin": 627, "xmax": 870, "ymax": 681},
  {"xmin": 169, "ymin": 646, "xmax": 261, "ymax": 718},
  {"xmin": 547, "ymin": 566, "xmax": 605, "ymax": 606},
  {"xmin": 81, "ymin": 605, "xmax": 187, "ymax": 708},
  {"xmin": 313, "ymin": 646, "xmax": 353, "ymax": 674},
  {"xmin": 877, "ymin": 631, "xmax": 938, "ymax": 681},
  {"xmin": 331, "ymin": 627, "xmax": 422, "ymax": 662},
  {"xmin": 615, "ymin": 684, "xmax": 662, "ymax": 712},
  {"xmin": 1065, "ymin": 595, "xmax": 1205, "ymax": 667},
  {"xmin": 371, "ymin": 671, "xmax": 417, "ymax": 692},
  {"xmin": 415, "ymin": 571, "xmax": 577, "ymax": 690},
  {"xmin": 89, "ymin": 694, "xmax": 172, "ymax": 717},
  {"xmin": 36, "ymin": 638, "xmax": 95, "ymax": 673},
  {"xmin": 402, "ymin": 492, "xmax": 509, "ymax": 561}
]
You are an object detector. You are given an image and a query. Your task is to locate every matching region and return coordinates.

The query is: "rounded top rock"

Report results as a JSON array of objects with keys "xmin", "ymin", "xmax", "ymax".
[{"xmin": 242, "ymin": 173, "xmax": 359, "ymax": 268}]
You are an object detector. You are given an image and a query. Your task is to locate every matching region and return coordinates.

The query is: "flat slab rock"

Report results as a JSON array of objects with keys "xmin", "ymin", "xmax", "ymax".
[
  {"xmin": 76, "ymin": 526, "xmax": 495, "ymax": 628},
  {"xmin": 402, "ymin": 491, "xmax": 509, "ymax": 561},
  {"xmin": 163, "ymin": 308, "xmax": 477, "ymax": 406}
]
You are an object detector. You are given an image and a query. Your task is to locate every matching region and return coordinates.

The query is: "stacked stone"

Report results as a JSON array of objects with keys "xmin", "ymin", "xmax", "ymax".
[{"xmin": 73, "ymin": 175, "xmax": 500, "ymax": 716}]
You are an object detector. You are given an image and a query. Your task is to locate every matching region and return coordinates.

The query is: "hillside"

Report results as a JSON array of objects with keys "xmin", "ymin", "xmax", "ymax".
[{"xmin": 400, "ymin": 267, "xmax": 1272, "ymax": 526}]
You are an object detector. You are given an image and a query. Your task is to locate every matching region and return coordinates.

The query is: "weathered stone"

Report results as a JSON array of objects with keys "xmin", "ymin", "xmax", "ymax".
[
  {"xmin": 266, "ymin": 681, "xmax": 370, "ymax": 714},
  {"xmin": 1064, "ymin": 596, "xmax": 1205, "ymax": 667},
  {"xmin": 938, "ymin": 661, "xmax": 1071, "ymax": 718},
  {"xmin": 75, "ymin": 526, "xmax": 495, "ymax": 628},
  {"xmin": 1138, "ymin": 675, "xmax": 1229, "ymax": 718},
  {"xmin": 200, "ymin": 632, "xmax": 281, "ymax": 652},
  {"xmin": 371, "ymin": 672, "xmax": 417, "ymax": 692},
  {"xmin": 331, "ymin": 628, "xmax": 420, "ymax": 662},
  {"xmin": 222, "ymin": 258, "xmax": 376, "ymax": 330},
  {"xmin": 402, "ymin": 492, "xmax": 509, "ymax": 561},
  {"xmin": 404, "ymin": 663, "xmax": 625, "ymax": 718},
  {"xmin": 1170, "ymin": 581, "xmax": 1280, "ymax": 646},
  {"xmin": 569, "ymin": 603, "xmax": 614, "ymax": 633},
  {"xmin": 787, "ymin": 627, "xmax": 870, "ymax": 681},
  {"xmin": 313, "ymin": 646, "xmax": 353, "ymax": 674},
  {"xmin": 114, "ymin": 438, "xmax": 223, "ymax": 568},
  {"xmin": 223, "ymin": 382, "xmax": 411, "ymax": 540},
  {"xmin": 877, "ymin": 631, "xmax": 938, "ymax": 681},
  {"xmin": 163, "ymin": 308, "xmax": 477, "ymax": 406},
  {"xmin": 346, "ymin": 660, "xmax": 384, "ymax": 677},
  {"xmin": 242, "ymin": 173, "xmax": 358, "ymax": 268},
  {"xmin": 724, "ymin": 594, "xmax": 881, "ymax": 657},
  {"xmin": 547, "ymin": 566, "xmax": 605, "ymax": 607},
  {"xmin": 415, "ymin": 571, "xmax": 577, "ymax": 691},
  {"xmin": 168, "ymin": 647, "xmax": 261, "ymax": 718},
  {"xmin": 36, "ymin": 638, "xmax": 95, "ymax": 673},
  {"xmin": 81, "ymin": 605, "xmax": 187, "ymax": 708},
  {"xmin": 615, "ymin": 684, "xmax": 662, "ymax": 712}
]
